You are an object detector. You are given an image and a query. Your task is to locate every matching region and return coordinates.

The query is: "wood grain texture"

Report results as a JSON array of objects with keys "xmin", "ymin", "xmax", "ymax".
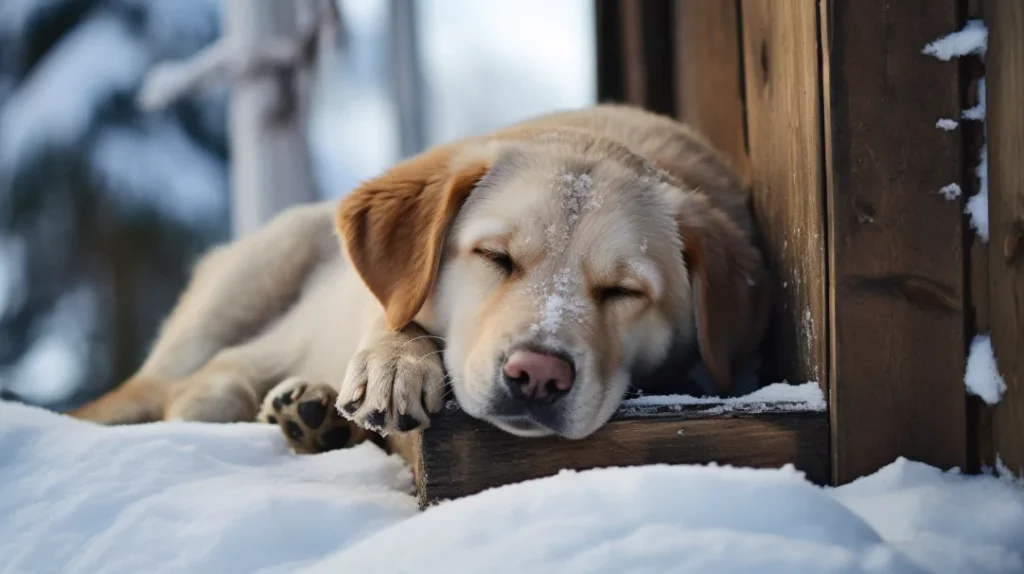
[
  {"xmin": 388, "ymin": 406, "xmax": 828, "ymax": 507},
  {"xmin": 675, "ymin": 0, "xmax": 750, "ymax": 181},
  {"xmin": 595, "ymin": 0, "xmax": 625, "ymax": 103},
  {"xmin": 739, "ymin": 0, "xmax": 827, "ymax": 390},
  {"xmin": 619, "ymin": 0, "xmax": 646, "ymax": 106},
  {"xmin": 821, "ymin": 0, "xmax": 967, "ymax": 484},
  {"xmin": 984, "ymin": 0, "xmax": 1024, "ymax": 478}
]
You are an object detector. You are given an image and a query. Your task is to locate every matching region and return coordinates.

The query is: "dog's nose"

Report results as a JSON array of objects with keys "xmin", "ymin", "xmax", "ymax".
[{"xmin": 503, "ymin": 349, "xmax": 575, "ymax": 402}]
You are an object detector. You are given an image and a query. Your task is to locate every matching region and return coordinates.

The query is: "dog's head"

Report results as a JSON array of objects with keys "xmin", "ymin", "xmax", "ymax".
[{"xmin": 336, "ymin": 130, "xmax": 768, "ymax": 439}]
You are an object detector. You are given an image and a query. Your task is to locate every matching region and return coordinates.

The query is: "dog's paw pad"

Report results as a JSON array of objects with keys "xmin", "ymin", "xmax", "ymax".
[
  {"xmin": 258, "ymin": 377, "xmax": 371, "ymax": 454},
  {"xmin": 396, "ymin": 413, "xmax": 421, "ymax": 432}
]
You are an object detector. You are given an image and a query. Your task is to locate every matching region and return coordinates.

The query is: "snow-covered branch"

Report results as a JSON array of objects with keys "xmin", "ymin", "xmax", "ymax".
[
  {"xmin": 137, "ymin": 0, "xmax": 339, "ymax": 111},
  {"xmin": 137, "ymin": 39, "xmax": 233, "ymax": 110}
]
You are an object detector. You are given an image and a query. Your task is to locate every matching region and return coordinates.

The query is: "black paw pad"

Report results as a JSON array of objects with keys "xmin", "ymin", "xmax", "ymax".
[
  {"xmin": 284, "ymin": 420, "xmax": 304, "ymax": 441},
  {"xmin": 320, "ymin": 426, "xmax": 352, "ymax": 451},
  {"xmin": 297, "ymin": 401, "xmax": 328, "ymax": 429},
  {"xmin": 365, "ymin": 409, "xmax": 386, "ymax": 429},
  {"xmin": 279, "ymin": 388, "xmax": 300, "ymax": 406},
  {"xmin": 396, "ymin": 413, "xmax": 420, "ymax": 432},
  {"xmin": 341, "ymin": 399, "xmax": 362, "ymax": 415},
  {"xmin": 266, "ymin": 415, "xmax": 277, "ymax": 425}
]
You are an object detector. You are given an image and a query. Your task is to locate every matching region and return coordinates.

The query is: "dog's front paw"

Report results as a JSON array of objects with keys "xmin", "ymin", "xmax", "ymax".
[
  {"xmin": 259, "ymin": 377, "xmax": 371, "ymax": 454},
  {"xmin": 336, "ymin": 329, "xmax": 446, "ymax": 435}
]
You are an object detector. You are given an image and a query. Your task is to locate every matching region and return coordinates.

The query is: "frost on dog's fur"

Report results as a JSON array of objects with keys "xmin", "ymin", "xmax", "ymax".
[{"xmin": 531, "ymin": 171, "xmax": 601, "ymax": 340}]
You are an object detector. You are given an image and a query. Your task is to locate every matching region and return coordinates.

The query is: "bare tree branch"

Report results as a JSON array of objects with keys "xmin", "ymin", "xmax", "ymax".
[
  {"xmin": 137, "ymin": 0, "xmax": 341, "ymax": 112},
  {"xmin": 137, "ymin": 39, "xmax": 233, "ymax": 110}
]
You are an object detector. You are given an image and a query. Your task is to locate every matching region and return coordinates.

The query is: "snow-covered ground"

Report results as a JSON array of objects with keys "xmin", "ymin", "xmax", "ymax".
[{"xmin": 2, "ymin": 399, "xmax": 1022, "ymax": 574}]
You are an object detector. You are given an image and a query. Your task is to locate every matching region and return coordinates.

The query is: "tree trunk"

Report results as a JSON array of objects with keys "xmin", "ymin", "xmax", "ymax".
[{"xmin": 226, "ymin": 0, "xmax": 318, "ymax": 238}]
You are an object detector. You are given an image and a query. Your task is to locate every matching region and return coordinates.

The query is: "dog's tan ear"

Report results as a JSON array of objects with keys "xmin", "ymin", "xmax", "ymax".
[
  {"xmin": 335, "ymin": 146, "xmax": 491, "ymax": 331},
  {"xmin": 675, "ymin": 192, "xmax": 770, "ymax": 396}
]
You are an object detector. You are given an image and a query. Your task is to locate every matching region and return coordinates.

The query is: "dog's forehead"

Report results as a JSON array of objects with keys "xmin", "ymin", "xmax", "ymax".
[{"xmin": 462, "ymin": 159, "xmax": 658, "ymax": 238}]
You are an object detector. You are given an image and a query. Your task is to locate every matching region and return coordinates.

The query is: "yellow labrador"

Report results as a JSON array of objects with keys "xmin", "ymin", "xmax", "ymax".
[{"xmin": 71, "ymin": 105, "xmax": 769, "ymax": 452}]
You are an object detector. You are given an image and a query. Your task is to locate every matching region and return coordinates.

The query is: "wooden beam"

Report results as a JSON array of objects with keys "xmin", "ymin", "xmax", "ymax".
[
  {"xmin": 619, "ymin": 0, "xmax": 646, "ymax": 106},
  {"xmin": 595, "ymin": 0, "xmax": 625, "ymax": 103},
  {"xmin": 821, "ymin": 0, "xmax": 967, "ymax": 484},
  {"xmin": 739, "ymin": 0, "xmax": 827, "ymax": 390},
  {"xmin": 675, "ymin": 0, "xmax": 750, "ymax": 181},
  {"xmin": 636, "ymin": 0, "xmax": 677, "ymax": 116},
  {"xmin": 390, "ymin": 406, "xmax": 828, "ymax": 507},
  {"xmin": 596, "ymin": 0, "xmax": 676, "ymax": 114},
  {"xmin": 984, "ymin": 0, "xmax": 1024, "ymax": 478}
]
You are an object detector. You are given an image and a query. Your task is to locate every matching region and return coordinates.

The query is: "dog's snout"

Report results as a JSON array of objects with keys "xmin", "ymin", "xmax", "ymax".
[{"xmin": 502, "ymin": 349, "xmax": 575, "ymax": 402}]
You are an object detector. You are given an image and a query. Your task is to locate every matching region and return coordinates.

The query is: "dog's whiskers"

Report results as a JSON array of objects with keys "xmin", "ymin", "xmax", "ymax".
[
  {"xmin": 415, "ymin": 349, "xmax": 445, "ymax": 362},
  {"xmin": 398, "ymin": 334, "xmax": 448, "ymax": 353}
]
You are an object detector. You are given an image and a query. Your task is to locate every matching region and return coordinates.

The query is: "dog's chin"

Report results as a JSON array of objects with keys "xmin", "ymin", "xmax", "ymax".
[{"xmin": 486, "ymin": 417, "xmax": 555, "ymax": 437}]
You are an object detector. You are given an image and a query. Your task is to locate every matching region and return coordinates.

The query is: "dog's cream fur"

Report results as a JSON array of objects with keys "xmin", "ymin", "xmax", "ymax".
[{"xmin": 71, "ymin": 105, "xmax": 769, "ymax": 444}]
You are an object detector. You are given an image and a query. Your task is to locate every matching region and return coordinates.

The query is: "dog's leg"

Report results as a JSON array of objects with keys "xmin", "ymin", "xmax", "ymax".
[
  {"xmin": 138, "ymin": 202, "xmax": 340, "ymax": 382},
  {"xmin": 69, "ymin": 203, "xmax": 339, "ymax": 424},
  {"xmin": 335, "ymin": 314, "xmax": 447, "ymax": 436},
  {"xmin": 67, "ymin": 378, "xmax": 168, "ymax": 424}
]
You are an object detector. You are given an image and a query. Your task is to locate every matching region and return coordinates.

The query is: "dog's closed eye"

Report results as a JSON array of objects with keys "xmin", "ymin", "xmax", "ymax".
[
  {"xmin": 596, "ymin": 285, "xmax": 646, "ymax": 305},
  {"xmin": 472, "ymin": 247, "xmax": 516, "ymax": 275}
]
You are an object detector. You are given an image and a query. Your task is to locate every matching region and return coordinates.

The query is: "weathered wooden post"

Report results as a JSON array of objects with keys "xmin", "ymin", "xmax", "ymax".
[{"xmin": 983, "ymin": 0, "xmax": 1024, "ymax": 477}]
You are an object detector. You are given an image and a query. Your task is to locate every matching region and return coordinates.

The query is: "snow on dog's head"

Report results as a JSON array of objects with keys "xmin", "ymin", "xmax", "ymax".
[{"xmin": 336, "ymin": 126, "xmax": 767, "ymax": 439}]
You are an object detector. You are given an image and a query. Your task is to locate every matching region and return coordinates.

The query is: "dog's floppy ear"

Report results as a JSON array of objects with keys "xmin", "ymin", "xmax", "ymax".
[
  {"xmin": 673, "ymin": 191, "xmax": 770, "ymax": 396},
  {"xmin": 336, "ymin": 146, "xmax": 492, "ymax": 330}
]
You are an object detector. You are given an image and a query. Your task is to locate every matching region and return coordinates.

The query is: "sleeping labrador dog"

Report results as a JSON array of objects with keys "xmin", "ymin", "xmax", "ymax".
[{"xmin": 70, "ymin": 104, "xmax": 769, "ymax": 454}]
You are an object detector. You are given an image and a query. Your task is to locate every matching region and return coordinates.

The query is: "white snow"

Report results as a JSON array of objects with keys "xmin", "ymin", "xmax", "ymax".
[
  {"xmin": 962, "ymin": 78, "xmax": 987, "ymax": 121},
  {"xmin": 965, "ymin": 130, "xmax": 990, "ymax": 241},
  {"xmin": 561, "ymin": 171, "xmax": 598, "ymax": 227},
  {"xmin": 531, "ymin": 268, "xmax": 587, "ymax": 337},
  {"xmin": 965, "ymin": 334, "xmax": 1007, "ymax": 405},
  {"xmin": 622, "ymin": 381, "xmax": 826, "ymax": 415},
  {"xmin": 935, "ymin": 118, "xmax": 959, "ymax": 131},
  {"xmin": 0, "ymin": 16, "xmax": 148, "ymax": 171},
  {"xmin": 2, "ymin": 400, "xmax": 1022, "ymax": 574},
  {"xmin": 937, "ymin": 183, "xmax": 962, "ymax": 201},
  {"xmin": 924, "ymin": 21, "xmax": 990, "ymax": 242},
  {"xmin": 0, "ymin": 401, "xmax": 417, "ymax": 574},
  {"xmin": 922, "ymin": 19, "xmax": 988, "ymax": 61}
]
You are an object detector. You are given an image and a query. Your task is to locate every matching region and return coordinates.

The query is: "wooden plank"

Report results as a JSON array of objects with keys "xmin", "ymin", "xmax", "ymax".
[
  {"xmin": 984, "ymin": 0, "xmax": 1024, "ymax": 478},
  {"xmin": 739, "ymin": 1, "xmax": 827, "ymax": 391},
  {"xmin": 390, "ymin": 406, "xmax": 828, "ymax": 507},
  {"xmin": 636, "ymin": 0, "xmax": 677, "ymax": 116},
  {"xmin": 619, "ymin": 0, "xmax": 646, "ymax": 106},
  {"xmin": 821, "ymin": 0, "xmax": 967, "ymax": 484},
  {"xmin": 595, "ymin": 0, "xmax": 625, "ymax": 103},
  {"xmin": 597, "ymin": 0, "xmax": 676, "ymax": 114},
  {"xmin": 675, "ymin": 0, "xmax": 750, "ymax": 181}
]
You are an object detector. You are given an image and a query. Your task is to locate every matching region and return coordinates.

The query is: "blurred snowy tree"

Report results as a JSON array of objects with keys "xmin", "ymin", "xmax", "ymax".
[{"xmin": 0, "ymin": 0, "xmax": 230, "ymax": 409}]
